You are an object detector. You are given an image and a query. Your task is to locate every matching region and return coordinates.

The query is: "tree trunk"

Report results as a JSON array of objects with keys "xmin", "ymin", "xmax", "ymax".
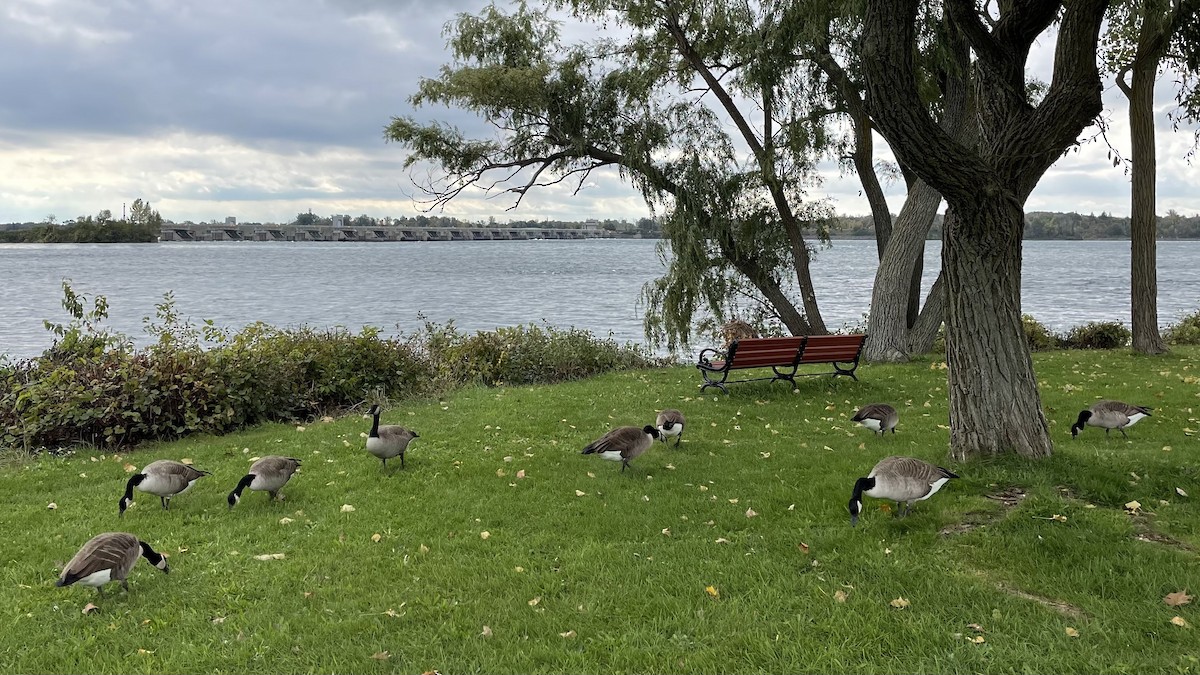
[
  {"xmin": 864, "ymin": 179, "xmax": 942, "ymax": 361},
  {"xmin": 944, "ymin": 200, "xmax": 1052, "ymax": 460},
  {"xmin": 908, "ymin": 270, "xmax": 945, "ymax": 354},
  {"xmin": 1129, "ymin": 64, "xmax": 1167, "ymax": 354}
]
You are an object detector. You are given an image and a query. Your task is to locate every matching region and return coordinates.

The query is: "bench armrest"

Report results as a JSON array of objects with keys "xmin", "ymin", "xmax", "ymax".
[{"xmin": 697, "ymin": 347, "xmax": 726, "ymax": 368}]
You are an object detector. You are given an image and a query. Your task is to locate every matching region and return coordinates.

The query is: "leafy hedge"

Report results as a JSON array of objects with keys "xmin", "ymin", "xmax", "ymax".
[{"xmin": 0, "ymin": 284, "xmax": 658, "ymax": 453}]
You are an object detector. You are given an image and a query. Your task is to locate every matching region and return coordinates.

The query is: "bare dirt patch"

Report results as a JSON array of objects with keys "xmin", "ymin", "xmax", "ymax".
[{"xmin": 939, "ymin": 486, "xmax": 1028, "ymax": 536}]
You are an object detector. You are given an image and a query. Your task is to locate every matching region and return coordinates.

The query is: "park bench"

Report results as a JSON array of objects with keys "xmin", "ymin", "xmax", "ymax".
[{"xmin": 696, "ymin": 334, "xmax": 867, "ymax": 394}]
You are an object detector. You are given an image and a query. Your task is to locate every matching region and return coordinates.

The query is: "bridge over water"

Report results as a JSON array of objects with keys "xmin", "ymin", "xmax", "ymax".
[{"xmin": 160, "ymin": 224, "xmax": 616, "ymax": 242}]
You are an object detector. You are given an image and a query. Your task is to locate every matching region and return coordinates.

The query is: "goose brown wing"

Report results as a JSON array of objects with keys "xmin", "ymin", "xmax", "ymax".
[
  {"xmin": 60, "ymin": 533, "xmax": 139, "ymax": 585},
  {"xmin": 853, "ymin": 403, "xmax": 895, "ymax": 422},
  {"xmin": 584, "ymin": 426, "xmax": 644, "ymax": 456}
]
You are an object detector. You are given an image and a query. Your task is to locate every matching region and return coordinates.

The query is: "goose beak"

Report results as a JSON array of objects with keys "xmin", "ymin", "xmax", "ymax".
[{"xmin": 850, "ymin": 513, "xmax": 859, "ymax": 527}]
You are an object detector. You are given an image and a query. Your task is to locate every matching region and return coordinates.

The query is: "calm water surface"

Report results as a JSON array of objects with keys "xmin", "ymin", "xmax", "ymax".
[{"xmin": 2, "ymin": 239, "xmax": 1198, "ymax": 360}]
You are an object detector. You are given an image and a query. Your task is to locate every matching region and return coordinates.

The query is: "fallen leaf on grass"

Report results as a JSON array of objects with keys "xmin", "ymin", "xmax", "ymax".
[
  {"xmin": 1052, "ymin": 514, "xmax": 1067, "ymax": 522},
  {"xmin": 371, "ymin": 651, "xmax": 390, "ymax": 661},
  {"xmin": 575, "ymin": 490, "xmax": 587, "ymax": 497},
  {"xmin": 528, "ymin": 596, "xmax": 541, "ymax": 607},
  {"xmin": 1065, "ymin": 627, "xmax": 1080, "ymax": 637},
  {"xmin": 371, "ymin": 533, "xmax": 382, "ymax": 543},
  {"xmin": 745, "ymin": 508, "xmax": 758, "ymax": 518},
  {"xmin": 82, "ymin": 603, "xmax": 99, "ymax": 615},
  {"xmin": 661, "ymin": 528, "xmax": 671, "ymax": 536},
  {"xmin": 481, "ymin": 625, "xmax": 493, "ymax": 638},
  {"xmin": 279, "ymin": 517, "xmax": 294, "ymax": 525},
  {"xmin": 889, "ymin": 597, "xmax": 910, "ymax": 609},
  {"xmin": 966, "ymin": 635, "xmax": 985, "ymax": 644},
  {"xmin": 833, "ymin": 590, "xmax": 847, "ymax": 603},
  {"xmin": 1164, "ymin": 590, "xmax": 1193, "ymax": 607},
  {"xmin": 181, "ymin": 458, "xmax": 194, "ymax": 465},
  {"xmin": 496, "ymin": 469, "xmax": 506, "ymax": 477},
  {"xmin": 419, "ymin": 543, "xmax": 430, "ymax": 554},
  {"xmin": 516, "ymin": 470, "xmax": 526, "ymax": 479},
  {"xmin": 295, "ymin": 426, "xmax": 306, "ymax": 433},
  {"xmin": 559, "ymin": 630, "xmax": 577, "ymax": 639},
  {"xmin": 705, "ymin": 585, "xmax": 720, "ymax": 599},
  {"xmin": 341, "ymin": 504, "xmax": 356, "ymax": 513},
  {"xmin": 1177, "ymin": 487, "xmax": 1189, "ymax": 498},
  {"xmin": 212, "ymin": 616, "xmax": 226, "ymax": 624},
  {"xmin": 137, "ymin": 649, "xmax": 154, "ymax": 655},
  {"xmin": 123, "ymin": 463, "xmax": 138, "ymax": 473},
  {"xmin": 1170, "ymin": 616, "xmax": 1190, "ymax": 628},
  {"xmin": 253, "ymin": 553, "xmax": 286, "ymax": 561},
  {"xmin": 967, "ymin": 623, "xmax": 984, "ymax": 633},
  {"xmin": 1125, "ymin": 500, "xmax": 1142, "ymax": 513},
  {"xmin": 799, "ymin": 542, "xmax": 810, "ymax": 553},
  {"xmin": 480, "ymin": 531, "xmax": 491, "ymax": 540},
  {"xmin": 47, "ymin": 502, "xmax": 57, "ymax": 510}
]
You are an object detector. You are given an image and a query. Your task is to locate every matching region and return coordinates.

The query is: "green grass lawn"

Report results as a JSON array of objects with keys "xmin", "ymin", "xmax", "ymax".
[{"xmin": 1, "ymin": 347, "xmax": 1198, "ymax": 674}]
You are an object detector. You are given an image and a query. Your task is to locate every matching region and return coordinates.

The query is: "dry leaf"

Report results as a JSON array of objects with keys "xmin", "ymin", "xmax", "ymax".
[
  {"xmin": 371, "ymin": 533, "xmax": 382, "ymax": 543},
  {"xmin": 481, "ymin": 625, "xmax": 493, "ymax": 638},
  {"xmin": 1177, "ymin": 487, "xmax": 1189, "ymax": 497},
  {"xmin": 371, "ymin": 651, "xmax": 390, "ymax": 661},
  {"xmin": 514, "ymin": 566, "xmax": 525, "ymax": 573},
  {"xmin": 1164, "ymin": 590, "xmax": 1193, "ymax": 607},
  {"xmin": 745, "ymin": 508, "xmax": 758, "ymax": 518},
  {"xmin": 279, "ymin": 517, "xmax": 294, "ymax": 525},
  {"xmin": 47, "ymin": 502, "xmax": 57, "ymax": 510},
  {"xmin": 575, "ymin": 490, "xmax": 587, "ymax": 497},
  {"xmin": 728, "ymin": 498, "xmax": 739, "ymax": 504},
  {"xmin": 705, "ymin": 585, "xmax": 720, "ymax": 599},
  {"xmin": 661, "ymin": 528, "xmax": 671, "ymax": 536},
  {"xmin": 967, "ymin": 623, "xmax": 984, "ymax": 633},
  {"xmin": 341, "ymin": 504, "xmax": 356, "ymax": 513},
  {"xmin": 123, "ymin": 463, "xmax": 138, "ymax": 473},
  {"xmin": 714, "ymin": 538, "xmax": 730, "ymax": 544},
  {"xmin": 137, "ymin": 649, "xmax": 154, "ymax": 655},
  {"xmin": 516, "ymin": 470, "xmax": 526, "ymax": 479},
  {"xmin": 295, "ymin": 426, "xmax": 306, "ymax": 432},
  {"xmin": 1124, "ymin": 500, "xmax": 1142, "ymax": 513},
  {"xmin": 833, "ymin": 590, "xmax": 847, "ymax": 603},
  {"xmin": 480, "ymin": 531, "xmax": 491, "ymax": 540},
  {"xmin": 419, "ymin": 543, "xmax": 430, "ymax": 554},
  {"xmin": 1051, "ymin": 514, "xmax": 1068, "ymax": 522},
  {"xmin": 799, "ymin": 542, "xmax": 810, "ymax": 553},
  {"xmin": 496, "ymin": 469, "xmax": 506, "ymax": 477},
  {"xmin": 889, "ymin": 597, "xmax": 910, "ymax": 609},
  {"xmin": 528, "ymin": 596, "xmax": 541, "ymax": 606},
  {"xmin": 967, "ymin": 635, "xmax": 985, "ymax": 644},
  {"xmin": 880, "ymin": 503, "xmax": 892, "ymax": 513},
  {"xmin": 559, "ymin": 630, "xmax": 577, "ymax": 639},
  {"xmin": 82, "ymin": 603, "xmax": 99, "ymax": 615},
  {"xmin": 253, "ymin": 553, "xmax": 286, "ymax": 561},
  {"xmin": 1065, "ymin": 627, "xmax": 1079, "ymax": 637},
  {"xmin": 181, "ymin": 458, "xmax": 194, "ymax": 465},
  {"xmin": 1170, "ymin": 616, "xmax": 1190, "ymax": 628}
]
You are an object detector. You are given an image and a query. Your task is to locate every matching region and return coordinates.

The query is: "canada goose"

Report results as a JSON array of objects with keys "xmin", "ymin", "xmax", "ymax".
[
  {"xmin": 1071, "ymin": 400, "xmax": 1153, "ymax": 438},
  {"xmin": 227, "ymin": 456, "xmax": 302, "ymax": 508},
  {"xmin": 119, "ymin": 459, "xmax": 210, "ymax": 516},
  {"xmin": 366, "ymin": 404, "xmax": 419, "ymax": 471},
  {"xmin": 581, "ymin": 425, "xmax": 660, "ymax": 472},
  {"xmin": 851, "ymin": 403, "xmax": 898, "ymax": 435},
  {"xmin": 656, "ymin": 409, "xmax": 686, "ymax": 447},
  {"xmin": 55, "ymin": 532, "xmax": 169, "ymax": 596},
  {"xmin": 848, "ymin": 456, "xmax": 958, "ymax": 526}
]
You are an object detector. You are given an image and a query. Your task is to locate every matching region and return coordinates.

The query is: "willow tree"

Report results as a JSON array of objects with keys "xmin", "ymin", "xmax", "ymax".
[
  {"xmin": 862, "ymin": 0, "xmax": 1109, "ymax": 459},
  {"xmin": 1103, "ymin": 0, "xmax": 1200, "ymax": 354},
  {"xmin": 386, "ymin": 2, "xmax": 842, "ymax": 350}
]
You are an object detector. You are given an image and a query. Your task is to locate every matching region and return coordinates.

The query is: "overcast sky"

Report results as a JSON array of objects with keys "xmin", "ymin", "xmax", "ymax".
[{"xmin": 2, "ymin": 0, "xmax": 1197, "ymax": 225}]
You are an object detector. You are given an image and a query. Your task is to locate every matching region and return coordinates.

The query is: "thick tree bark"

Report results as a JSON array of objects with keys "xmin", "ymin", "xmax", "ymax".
[
  {"xmin": 908, "ymin": 270, "xmax": 946, "ymax": 354},
  {"xmin": 943, "ymin": 201, "xmax": 1052, "ymax": 459},
  {"xmin": 861, "ymin": 0, "xmax": 1108, "ymax": 459},
  {"xmin": 864, "ymin": 179, "xmax": 942, "ymax": 361}
]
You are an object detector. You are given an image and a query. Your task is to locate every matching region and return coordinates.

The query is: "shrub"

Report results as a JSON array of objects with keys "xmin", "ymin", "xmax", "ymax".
[
  {"xmin": 1021, "ymin": 315, "xmax": 1063, "ymax": 352},
  {"xmin": 1061, "ymin": 321, "xmax": 1131, "ymax": 350},
  {"xmin": 0, "ymin": 287, "xmax": 657, "ymax": 453},
  {"xmin": 1162, "ymin": 309, "xmax": 1200, "ymax": 345}
]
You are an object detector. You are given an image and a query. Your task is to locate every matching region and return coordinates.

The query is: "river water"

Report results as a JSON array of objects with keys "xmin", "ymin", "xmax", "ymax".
[{"xmin": 2, "ymin": 238, "xmax": 1198, "ymax": 360}]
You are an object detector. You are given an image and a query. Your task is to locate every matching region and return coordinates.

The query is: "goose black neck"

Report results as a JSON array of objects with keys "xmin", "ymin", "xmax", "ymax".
[
  {"xmin": 1072, "ymin": 410, "xmax": 1091, "ymax": 433},
  {"xmin": 232, "ymin": 473, "xmax": 255, "ymax": 497},
  {"xmin": 138, "ymin": 541, "xmax": 163, "ymax": 564},
  {"xmin": 369, "ymin": 410, "xmax": 380, "ymax": 438},
  {"xmin": 851, "ymin": 476, "xmax": 875, "ymax": 501},
  {"xmin": 123, "ymin": 473, "xmax": 145, "ymax": 501}
]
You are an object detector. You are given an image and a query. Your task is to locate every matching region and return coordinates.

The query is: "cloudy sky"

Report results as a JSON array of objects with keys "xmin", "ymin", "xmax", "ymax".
[{"xmin": 2, "ymin": 0, "xmax": 1197, "ymax": 226}]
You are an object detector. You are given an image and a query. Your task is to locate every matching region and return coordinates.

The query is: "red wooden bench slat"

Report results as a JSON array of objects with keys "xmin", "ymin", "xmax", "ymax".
[{"xmin": 697, "ymin": 334, "xmax": 866, "ymax": 393}]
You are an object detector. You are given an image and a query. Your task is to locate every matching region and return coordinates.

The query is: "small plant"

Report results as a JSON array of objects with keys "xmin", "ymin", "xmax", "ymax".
[
  {"xmin": 1062, "ymin": 321, "xmax": 1131, "ymax": 350},
  {"xmin": 1022, "ymin": 314, "xmax": 1063, "ymax": 352},
  {"xmin": 1162, "ymin": 309, "xmax": 1200, "ymax": 345}
]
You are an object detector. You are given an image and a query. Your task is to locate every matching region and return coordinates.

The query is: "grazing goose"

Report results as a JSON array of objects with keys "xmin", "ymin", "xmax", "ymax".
[
  {"xmin": 581, "ymin": 425, "xmax": 660, "ymax": 472},
  {"xmin": 851, "ymin": 403, "xmax": 899, "ymax": 435},
  {"xmin": 56, "ymin": 532, "xmax": 169, "ymax": 596},
  {"xmin": 119, "ymin": 459, "xmax": 211, "ymax": 516},
  {"xmin": 1071, "ymin": 400, "xmax": 1153, "ymax": 438},
  {"xmin": 848, "ymin": 456, "xmax": 958, "ymax": 526},
  {"xmin": 365, "ymin": 404, "xmax": 419, "ymax": 471},
  {"xmin": 227, "ymin": 456, "xmax": 302, "ymax": 508},
  {"xmin": 655, "ymin": 409, "xmax": 686, "ymax": 447}
]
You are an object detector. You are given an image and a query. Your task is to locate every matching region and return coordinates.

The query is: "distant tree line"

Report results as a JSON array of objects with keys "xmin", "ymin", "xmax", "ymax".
[
  {"xmin": 0, "ymin": 201, "xmax": 161, "ymax": 243},
  {"xmin": 819, "ymin": 210, "xmax": 1200, "ymax": 240}
]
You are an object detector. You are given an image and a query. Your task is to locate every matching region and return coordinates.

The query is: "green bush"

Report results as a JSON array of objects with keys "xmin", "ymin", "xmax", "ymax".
[
  {"xmin": 1022, "ymin": 314, "xmax": 1063, "ymax": 351},
  {"xmin": 0, "ymin": 286, "xmax": 656, "ymax": 453},
  {"xmin": 1061, "ymin": 321, "xmax": 1131, "ymax": 350},
  {"xmin": 1163, "ymin": 310, "xmax": 1200, "ymax": 345}
]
